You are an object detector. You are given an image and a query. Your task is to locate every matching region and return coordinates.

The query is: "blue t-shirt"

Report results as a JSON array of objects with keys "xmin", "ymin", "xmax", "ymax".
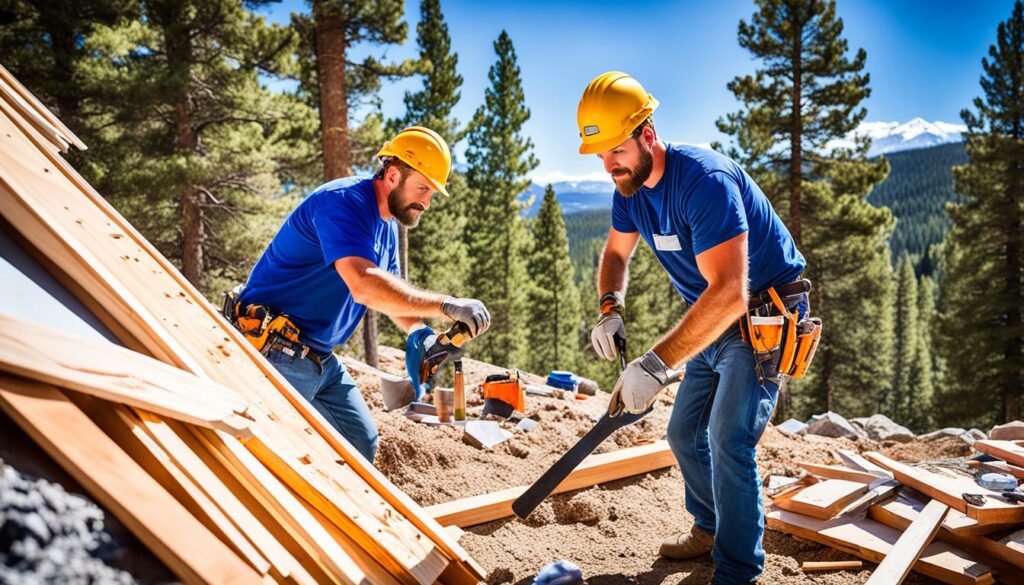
[
  {"xmin": 612, "ymin": 143, "xmax": 805, "ymax": 304},
  {"xmin": 239, "ymin": 177, "xmax": 399, "ymax": 352}
]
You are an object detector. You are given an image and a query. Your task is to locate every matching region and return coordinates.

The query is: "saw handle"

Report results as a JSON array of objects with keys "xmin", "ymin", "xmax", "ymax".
[
  {"xmin": 614, "ymin": 333, "xmax": 627, "ymax": 372},
  {"xmin": 439, "ymin": 321, "xmax": 470, "ymax": 348}
]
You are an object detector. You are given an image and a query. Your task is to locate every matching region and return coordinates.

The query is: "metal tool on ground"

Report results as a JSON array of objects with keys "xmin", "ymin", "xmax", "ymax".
[
  {"xmin": 482, "ymin": 371, "xmax": 526, "ymax": 419},
  {"xmin": 380, "ymin": 373, "xmax": 417, "ymax": 412},
  {"xmin": 454, "ymin": 360, "xmax": 466, "ymax": 421},
  {"xmin": 963, "ymin": 493, "xmax": 988, "ymax": 506}
]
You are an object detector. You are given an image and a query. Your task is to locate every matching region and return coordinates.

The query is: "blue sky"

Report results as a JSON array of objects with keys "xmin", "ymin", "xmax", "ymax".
[{"xmin": 260, "ymin": 0, "xmax": 1016, "ymax": 183}]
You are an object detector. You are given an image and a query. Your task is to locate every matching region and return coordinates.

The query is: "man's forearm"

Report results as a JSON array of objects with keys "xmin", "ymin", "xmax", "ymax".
[
  {"xmin": 352, "ymin": 266, "xmax": 448, "ymax": 319},
  {"xmin": 652, "ymin": 283, "xmax": 747, "ymax": 368},
  {"xmin": 597, "ymin": 251, "xmax": 629, "ymax": 300}
]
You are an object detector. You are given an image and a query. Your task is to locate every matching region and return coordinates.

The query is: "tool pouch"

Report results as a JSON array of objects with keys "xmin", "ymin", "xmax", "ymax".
[
  {"xmin": 740, "ymin": 285, "xmax": 823, "ymax": 382},
  {"xmin": 224, "ymin": 289, "xmax": 300, "ymax": 353}
]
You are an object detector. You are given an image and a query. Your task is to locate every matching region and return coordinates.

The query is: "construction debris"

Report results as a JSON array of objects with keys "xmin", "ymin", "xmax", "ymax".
[{"xmin": 463, "ymin": 420, "xmax": 513, "ymax": 450}]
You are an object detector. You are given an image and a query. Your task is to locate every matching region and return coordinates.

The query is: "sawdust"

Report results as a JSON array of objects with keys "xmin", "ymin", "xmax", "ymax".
[{"xmin": 349, "ymin": 346, "xmax": 967, "ymax": 584}]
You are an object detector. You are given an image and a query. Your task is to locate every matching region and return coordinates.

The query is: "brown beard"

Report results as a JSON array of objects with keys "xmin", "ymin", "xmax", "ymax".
[
  {"xmin": 387, "ymin": 175, "xmax": 425, "ymax": 227},
  {"xmin": 611, "ymin": 141, "xmax": 654, "ymax": 197}
]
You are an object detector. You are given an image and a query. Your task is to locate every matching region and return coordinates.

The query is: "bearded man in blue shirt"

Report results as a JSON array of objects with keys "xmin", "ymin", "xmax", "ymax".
[
  {"xmin": 579, "ymin": 73, "xmax": 809, "ymax": 584},
  {"xmin": 234, "ymin": 127, "xmax": 490, "ymax": 464}
]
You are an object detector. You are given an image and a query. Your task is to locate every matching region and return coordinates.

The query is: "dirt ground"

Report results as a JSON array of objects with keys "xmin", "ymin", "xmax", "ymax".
[{"xmin": 348, "ymin": 346, "xmax": 970, "ymax": 585}]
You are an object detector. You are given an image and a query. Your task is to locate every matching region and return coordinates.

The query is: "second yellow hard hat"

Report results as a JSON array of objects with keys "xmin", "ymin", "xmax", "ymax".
[
  {"xmin": 577, "ymin": 72, "xmax": 659, "ymax": 155},
  {"xmin": 376, "ymin": 126, "xmax": 452, "ymax": 197}
]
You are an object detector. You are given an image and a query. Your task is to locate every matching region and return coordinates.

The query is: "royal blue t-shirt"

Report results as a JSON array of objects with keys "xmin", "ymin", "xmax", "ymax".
[
  {"xmin": 612, "ymin": 143, "xmax": 805, "ymax": 304},
  {"xmin": 239, "ymin": 177, "xmax": 399, "ymax": 352}
]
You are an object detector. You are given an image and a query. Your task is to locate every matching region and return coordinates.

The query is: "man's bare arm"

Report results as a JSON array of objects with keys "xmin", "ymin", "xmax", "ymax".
[
  {"xmin": 652, "ymin": 232, "xmax": 749, "ymax": 368},
  {"xmin": 335, "ymin": 257, "xmax": 447, "ymax": 320},
  {"xmin": 598, "ymin": 228, "xmax": 640, "ymax": 299}
]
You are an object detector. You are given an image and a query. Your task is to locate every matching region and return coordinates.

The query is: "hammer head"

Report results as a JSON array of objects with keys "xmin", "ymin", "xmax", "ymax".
[{"xmin": 380, "ymin": 373, "xmax": 416, "ymax": 411}]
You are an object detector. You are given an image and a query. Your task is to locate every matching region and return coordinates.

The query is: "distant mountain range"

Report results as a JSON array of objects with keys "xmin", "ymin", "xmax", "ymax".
[{"xmin": 522, "ymin": 118, "xmax": 966, "ymax": 215}]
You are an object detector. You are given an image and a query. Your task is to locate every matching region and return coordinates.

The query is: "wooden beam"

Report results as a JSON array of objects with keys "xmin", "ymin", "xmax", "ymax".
[
  {"xmin": 426, "ymin": 440, "xmax": 677, "ymax": 527},
  {"xmin": 966, "ymin": 459, "xmax": 1024, "ymax": 481},
  {"xmin": 0, "ymin": 312, "xmax": 251, "ymax": 435},
  {"xmin": 864, "ymin": 452, "xmax": 1024, "ymax": 525},
  {"xmin": 799, "ymin": 462, "xmax": 886, "ymax": 484},
  {"xmin": 864, "ymin": 499, "xmax": 948, "ymax": 585},
  {"xmin": 0, "ymin": 375, "xmax": 260, "ymax": 584},
  {"xmin": 0, "ymin": 94, "xmax": 471, "ymax": 583},
  {"xmin": 774, "ymin": 479, "xmax": 869, "ymax": 520},
  {"xmin": 802, "ymin": 560, "xmax": 863, "ymax": 572},
  {"xmin": 869, "ymin": 492, "xmax": 1024, "ymax": 584},
  {"xmin": 767, "ymin": 506, "xmax": 994, "ymax": 585},
  {"xmin": 835, "ymin": 449, "xmax": 893, "ymax": 478}
]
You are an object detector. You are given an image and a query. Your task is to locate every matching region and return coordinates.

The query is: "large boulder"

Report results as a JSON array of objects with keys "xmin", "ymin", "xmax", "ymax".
[
  {"xmin": 989, "ymin": 421, "xmax": 1024, "ymax": 441},
  {"xmin": 919, "ymin": 427, "xmax": 967, "ymax": 441},
  {"xmin": 804, "ymin": 412, "xmax": 865, "ymax": 440},
  {"xmin": 776, "ymin": 418, "xmax": 808, "ymax": 435},
  {"xmin": 858, "ymin": 414, "xmax": 915, "ymax": 443}
]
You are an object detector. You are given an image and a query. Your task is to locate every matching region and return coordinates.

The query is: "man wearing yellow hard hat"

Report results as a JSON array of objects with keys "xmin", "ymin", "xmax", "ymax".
[
  {"xmin": 232, "ymin": 127, "xmax": 490, "ymax": 463},
  {"xmin": 580, "ymin": 72, "xmax": 808, "ymax": 584}
]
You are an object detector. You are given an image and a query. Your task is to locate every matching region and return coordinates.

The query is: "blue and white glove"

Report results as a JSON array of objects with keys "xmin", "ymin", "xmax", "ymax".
[
  {"xmin": 609, "ymin": 350, "xmax": 684, "ymax": 416},
  {"xmin": 405, "ymin": 325, "xmax": 436, "ymax": 400}
]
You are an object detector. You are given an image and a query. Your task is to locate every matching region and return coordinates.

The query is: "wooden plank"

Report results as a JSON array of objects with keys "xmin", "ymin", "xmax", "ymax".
[
  {"xmin": 0, "ymin": 312, "xmax": 251, "ymax": 435},
  {"xmin": 802, "ymin": 560, "xmax": 863, "ymax": 572},
  {"xmin": 0, "ymin": 98, "xmax": 464, "ymax": 583},
  {"xmin": 67, "ymin": 394, "xmax": 271, "ymax": 576},
  {"xmin": 835, "ymin": 449, "xmax": 894, "ymax": 478},
  {"xmin": 864, "ymin": 499, "xmax": 949, "ymax": 584},
  {"xmin": 967, "ymin": 459, "xmax": 1024, "ymax": 481},
  {"xmin": 869, "ymin": 493, "xmax": 1024, "ymax": 583},
  {"xmin": 767, "ymin": 506, "xmax": 994, "ymax": 584},
  {"xmin": 0, "ymin": 64, "xmax": 84, "ymax": 150},
  {"xmin": 864, "ymin": 452, "xmax": 1024, "ymax": 525},
  {"xmin": 774, "ymin": 479, "xmax": 869, "ymax": 520},
  {"xmin": 426, "ymin": 440, "xmax": 677, "ymax": 527},
  {"xmin": 975, "ymin": 440, "xmax": 1024, "ymax": 470},
  {"xmin": 0, "ymin": 376, "xmax": 260, "ymax": 584},
  {"xmin": 800, "ymin": 462, "xmax": 885, "ymax": 484}
]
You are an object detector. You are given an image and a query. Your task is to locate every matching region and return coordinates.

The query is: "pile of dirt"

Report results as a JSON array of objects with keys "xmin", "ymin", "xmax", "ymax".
[{"xmin": 350, "ymin": 346, "xmax": 974, "ymax": 584}]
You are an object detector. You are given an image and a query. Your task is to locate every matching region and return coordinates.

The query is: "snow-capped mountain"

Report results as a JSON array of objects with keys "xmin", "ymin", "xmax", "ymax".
[
  {"xmin": 832, "ymin": 118, "xmax": 966, "ymax": 158},
  {"xmin": 521, "ymin": 179, "xmax": 613, "ymax": 215}
]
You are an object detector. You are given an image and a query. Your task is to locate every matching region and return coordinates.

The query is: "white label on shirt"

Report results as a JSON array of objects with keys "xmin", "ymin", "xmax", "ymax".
[{"xmin": 653, "ymin": 233, "xmax": 682, "ymax": 251}]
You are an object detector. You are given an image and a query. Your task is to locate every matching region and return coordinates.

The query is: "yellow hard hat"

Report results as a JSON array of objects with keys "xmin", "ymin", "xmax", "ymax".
[
  {"xmin": 577, "ymin": 72, "xmax": 659, "ymax": 155},
  {"xmin": 376, "ymin": 126, "xmax": 452, "ymax": 197}
]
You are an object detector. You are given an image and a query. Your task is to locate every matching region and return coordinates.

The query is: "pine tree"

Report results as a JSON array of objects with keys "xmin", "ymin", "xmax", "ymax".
[
  {"xmin": 400, "ymin": 0, "xmax": 468, "ymax": 298},
  {"xmin": 939, "ymin": 0, "xmax": 1024, "ymax": 425},
  {"xmin": 80, "ymin": 0, "xmax": 319, "ymax": 298},
  {"xmin": 464, "ymin": 30, "xmax": 538, "ymax": 367},
  {"xmin": 889, "ymin": 255, "xmax": 919, "ymax": 421},
  {"xmin": 909, "ymin": 274, "xmax": 937, "ymax": 431},
  {"xmin": 718, "ymin": 0, "xmax": 895, "ymax": 418},
  {"xmin": 525, "ymin": 185, "xmax": 581, "ymax": 374}
]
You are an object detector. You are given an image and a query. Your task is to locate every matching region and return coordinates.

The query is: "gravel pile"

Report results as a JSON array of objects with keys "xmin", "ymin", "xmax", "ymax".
[{"xmin": 0, "ymin": 461, "xmax": 138, "ymax": 584}]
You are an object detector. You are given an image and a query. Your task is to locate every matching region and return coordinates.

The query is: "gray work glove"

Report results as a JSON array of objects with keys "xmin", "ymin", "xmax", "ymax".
[
  {"xmin": 441, "ymin": 297, "xmax": 491, "ymax": 338},
  {"xmin": 609, "ymin": 350, "xmax": 684, "ymax": 416},
  {"xmin": 590, "ymin": 291, "xmax": 626, "ymax": 361}
]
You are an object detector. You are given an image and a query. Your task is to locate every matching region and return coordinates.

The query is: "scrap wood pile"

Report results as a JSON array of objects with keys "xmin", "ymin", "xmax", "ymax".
[
  {"xmin": 0, "ymin": 64, "xmax": 486, "ymax": 584},
  {"xmin": 766, "ymin": 445, "xmax": 1024, "ymax": 584}
]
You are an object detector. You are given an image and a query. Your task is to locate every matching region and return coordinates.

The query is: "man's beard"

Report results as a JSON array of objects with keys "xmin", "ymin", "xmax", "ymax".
[
  {"xmin": 611, "ymin": 143, "xmax": 653, "ymax": 197},
  {"xmin": 388, "ymin": 179, "xmax": 425, "ymax": 227}
]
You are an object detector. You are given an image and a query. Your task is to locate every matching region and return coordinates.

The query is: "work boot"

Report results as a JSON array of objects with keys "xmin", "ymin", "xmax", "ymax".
[{"xmin": 658, "ymin": 525, "xmax": 714, "ymax": 560}]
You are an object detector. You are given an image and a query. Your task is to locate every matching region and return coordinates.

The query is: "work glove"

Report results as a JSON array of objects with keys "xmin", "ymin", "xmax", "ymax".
[
  {"xmin": 608, "ymin": 350, "xmax": 684, "ymax": 416},
  {"xmin": 405, "ymin": 325, "xmax": 436, "ymax": 400},
  {"xmin": 441, "ymin": 297, "xmax": 491, "ymax": 338},
  {"xmin": 590, "ymin": 291, "xmax": 626, "ymax": 361}
]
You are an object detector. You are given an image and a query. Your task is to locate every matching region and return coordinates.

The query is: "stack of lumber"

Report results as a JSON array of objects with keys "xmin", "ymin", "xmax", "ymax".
[
  {"xmin": 766, "ymin": 448, "xmax": 1024, "ymax": 584},
  {"xmin": 0, "ymin": 63, "xmax": 486, "ymax": 584}
]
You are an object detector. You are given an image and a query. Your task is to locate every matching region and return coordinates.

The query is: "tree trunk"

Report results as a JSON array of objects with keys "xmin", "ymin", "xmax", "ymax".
[
  {"xmin": 167, "ymin": 23, "xmax": 203, "ymax": 285},
  {"xmin": 313, "ymin": 0, "xmax": 351, "ymax": 181},
  {"xmin": 789, "ymin": 20, "xmax": 803, "ymax": 248},
  {"xmin": 398, "ymin": 225, "xmax": 409, "ymax": 279},
  {"xmin": 363, "ymin": 312, "xmax": 379, "ymax": 368},
  {"xmin": 1004, "ymin": 191, "xmax": 1022, "ymax": 422}
]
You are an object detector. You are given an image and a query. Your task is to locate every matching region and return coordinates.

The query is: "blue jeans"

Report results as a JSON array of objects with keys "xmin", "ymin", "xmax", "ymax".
[
  {"xmin": 266, "ymin": 348, "xmax": 379, "ymax": 462},
  {"xmin": 666, "ymin": 324, "xmax": 779, "ymax": 584}
]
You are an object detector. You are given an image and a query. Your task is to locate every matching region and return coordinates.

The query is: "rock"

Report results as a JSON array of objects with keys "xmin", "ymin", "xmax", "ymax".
[
  {"xmin": 858, "ymin": 414, "xmax": 916, "ymax": 443},
  {"xmin": 959, "ymin": 428, "xmax": 987, "ymax": 446},
  {"xmin": 776, "ymin": 418, "xmax": 808, "ymax": 435},
  {"xmin": 919, "ymin": 427, "xmax": 967, "ymax": 441},
  {"xmin": 804, "ymin": 411, "xmax": 865, "ymax": 440},
  {"xmin": 989, "ymin": 421, "xmax": 1024, "ymax": 440},
  {"xmin": 850, "ymin": 417, "xmax": 868, "ymax": 430}
]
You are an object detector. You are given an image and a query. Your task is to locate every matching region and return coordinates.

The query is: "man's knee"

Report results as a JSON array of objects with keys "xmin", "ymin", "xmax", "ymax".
[{"xmin": 667, "ymin": 416, "xmax": 702, "ymax": 457}]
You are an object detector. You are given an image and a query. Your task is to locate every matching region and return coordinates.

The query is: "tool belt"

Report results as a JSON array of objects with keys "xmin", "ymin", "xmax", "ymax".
[
  {"xmin": 481, "ymin": 371, "xmax": 526, "ymax": 418},
  {"xmin": 739, "ymin": 279, "xmax": 822, "ymax": 382},
  {"xmin": 222, "ymin": 288, "xmax": 322, "ymax": 370}
]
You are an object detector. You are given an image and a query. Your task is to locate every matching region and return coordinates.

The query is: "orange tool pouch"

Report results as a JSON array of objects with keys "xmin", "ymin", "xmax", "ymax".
[
  {"xmin": 482, "ymin": 371, "xmax": 526, "ymax": 413},
  {"xmin": 225, "ymin": 293, "xmax": 301, "ymax": 354},
  {"xmin": 740, "ymin": 285, "xmax": 822, "ymax": 381}
]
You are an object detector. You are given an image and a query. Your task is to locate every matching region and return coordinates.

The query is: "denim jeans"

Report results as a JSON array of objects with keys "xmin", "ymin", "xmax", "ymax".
[
  {"xmin": 666, "ymin": 324, "xmax": 779, "ymax": 584},
  {"xmin": 266, "ymin": 348, "xmax": 379, "ymax": 462}
]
